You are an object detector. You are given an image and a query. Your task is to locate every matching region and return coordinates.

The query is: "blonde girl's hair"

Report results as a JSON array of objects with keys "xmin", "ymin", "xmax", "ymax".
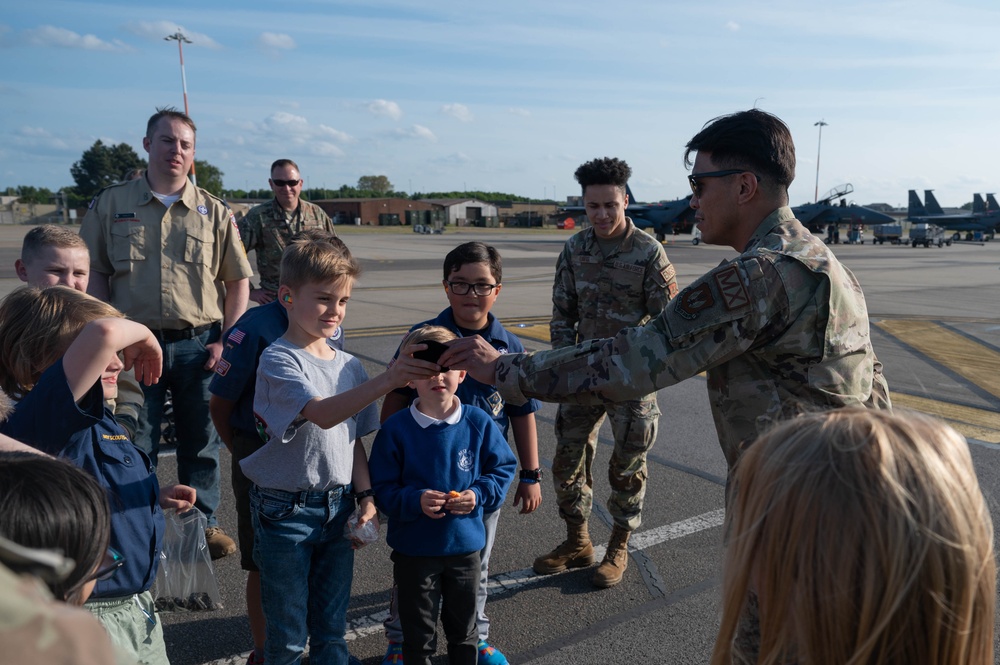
[
  {"xmin": 713, "ymin": 408, "xmax": 995, "ymax": 665},
  {"xmin": 0, "ymin": 286, "xmax": 122, "ymax": 398}
]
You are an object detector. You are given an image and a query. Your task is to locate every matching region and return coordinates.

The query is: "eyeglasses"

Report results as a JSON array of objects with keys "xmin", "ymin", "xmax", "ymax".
[
  {"xmin": 446, "ymin": 281, "xmax": 499, "ymax": 296},
  {"xmin": 271, "ymin": 179, "xmax": 301, "ymax": 188},
  {"xmin": 86, "ymin": 547, "xmax": 126, "ymax": 583},
  {"xmin": 687, "ymin": 170, "xmax": 757, "ymax": 197}
]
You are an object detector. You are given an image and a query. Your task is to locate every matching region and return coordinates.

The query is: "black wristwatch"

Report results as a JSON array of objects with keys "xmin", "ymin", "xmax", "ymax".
[
  {"xmin": 354, "ymin": 488, "xmax": 375, "ymax": 504},
  {"xmin": 519, "ymin": 468, "xmax": 543, "ymax": 483}
]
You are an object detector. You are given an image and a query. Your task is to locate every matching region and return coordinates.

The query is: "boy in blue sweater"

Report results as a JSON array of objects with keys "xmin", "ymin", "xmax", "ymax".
[
  {"xmin": 379, "ymin": 241, "xmax": 541, "ymax": 665},
  {"xmin": 370, "ymin": 325, "xmax": 516, "ymax": 665}
]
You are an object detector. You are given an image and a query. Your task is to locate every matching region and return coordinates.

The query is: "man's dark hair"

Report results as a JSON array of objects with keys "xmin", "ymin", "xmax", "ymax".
[
  {"xmin": 442, "ymin": 242, "xmax": 502, "ymax": 284},
  {"xmin": 271, "ymin": 159, "xmax": 301, "ymax": 174},
  {"xmin": 145, "ymin": 106, "xmax": 197, "ymax": 141},
  {"xmin": 574, "ymin": 157, "xmax": 632, "ymax": 196},
  {"xmin": 684, "ymin": 109, "xmax": 795, "ymax": 191}
]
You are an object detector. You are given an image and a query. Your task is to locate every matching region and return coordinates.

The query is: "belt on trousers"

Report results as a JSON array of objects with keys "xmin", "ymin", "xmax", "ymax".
[{"xmin": 149, "ymin": 322, "xmax": 218, "ymax": 342}]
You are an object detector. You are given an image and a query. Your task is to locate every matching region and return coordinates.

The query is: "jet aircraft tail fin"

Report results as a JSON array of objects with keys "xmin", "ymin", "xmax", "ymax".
[
  {"xmin": 924, "ymin": 190, "xmax": 945, "ymax": 215},
  {"xmin": 908, "ymin": 190, "xmax": 927, "ymax": 218},
  {"xmin": 987, "ymin": 194, "xmax": 1000, "ymax": 212},
  {"xmin": 973, "ymin": 193, "xmax": 986, "ymax": 213}
]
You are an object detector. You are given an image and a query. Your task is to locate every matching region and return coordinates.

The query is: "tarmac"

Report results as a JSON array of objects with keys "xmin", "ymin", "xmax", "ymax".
[{"xmin": 1, "ymin": 223, "xmax": 998, "ymax": 663}]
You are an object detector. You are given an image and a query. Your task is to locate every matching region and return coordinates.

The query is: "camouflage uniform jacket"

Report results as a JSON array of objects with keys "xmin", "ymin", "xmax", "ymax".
[
  {"xmin": 238, "ymin": 199, "xmax": 335, "ymax": 291},
  {"xmin": 550, "ymin": 217, "xmax": 678, "ymax": 349},
  {"xmin": 497, "ymin": 207, "xmax": 891, "ymax": 466}
]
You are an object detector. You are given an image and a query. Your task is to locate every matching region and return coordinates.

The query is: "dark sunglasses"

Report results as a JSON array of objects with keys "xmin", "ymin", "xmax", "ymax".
[
  {"xmin": 87, "ymin": 547, "xmax": 126, "ymax": 583},
  {"xmin": 271, "ymin": 179, "xmax": 301, "ymax": 188},
  {"xmin": 688, "ymin": 170, "xmax": 758, "ymax": 197}
]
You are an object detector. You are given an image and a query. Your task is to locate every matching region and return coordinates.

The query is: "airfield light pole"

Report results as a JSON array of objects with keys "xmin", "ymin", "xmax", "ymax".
[
  {"xmin": 164, "ymin": 30, "xmax": 197, "ymax": 186},
  {"xmin": 814, "ymin": 120, "xmax": 828, "ymax": 203}
]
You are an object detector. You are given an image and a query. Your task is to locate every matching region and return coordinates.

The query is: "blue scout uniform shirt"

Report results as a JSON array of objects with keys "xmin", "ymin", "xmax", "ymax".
[
  {"xmin": 209, "ymin": 300, "xmax": 344, "ymax": 434},
  {"xmin": 390, "ymin": 307, "xmax": 540, "ymax": 439},
  {"xmin": 1, "ymin": 360, "xmax": 163, "ymax": 599}
]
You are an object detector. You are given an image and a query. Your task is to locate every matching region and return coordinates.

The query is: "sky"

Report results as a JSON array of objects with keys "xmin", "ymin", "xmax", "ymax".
[{"xmin": 2, "ymin": 0, "xmax": 1000, "ymax": 208}]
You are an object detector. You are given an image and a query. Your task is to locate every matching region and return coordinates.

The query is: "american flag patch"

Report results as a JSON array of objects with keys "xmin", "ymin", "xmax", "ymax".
[{"xmin": 228, "ymin": 329, "xmax": 246, "ymax": 345}]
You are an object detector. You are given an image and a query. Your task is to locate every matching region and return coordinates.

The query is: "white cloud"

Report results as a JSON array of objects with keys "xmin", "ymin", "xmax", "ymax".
[
  {"xmin": 725, "ymin": 21, "xmax": 740, "ymax": 32},
  {"xmin": 258, "ymin": 32, "xmax": 296, "ymax": 51},
  {"xmin": 9, "ymin": 125, "xmax": 70, "ymax": 151},
  {"xmin": 507, "ymin": 107, "xmax": 531, "ymax": 117},
  {"xmin": 220, "ymin": 112, "xmax": 352, "ymax": 160},
  {"xmin": 123, "ymin": 21, "xmax": 222, "ymax": 50},
  {"xmin": 442, "ymin": 103, "xmax": 473, "ymax": 123},
  {"xmin": 22, "ymin": 25, "xmax": 130, "ymax": 51},
  {"xmin": 368, "ymin": 99, "xmax": 403, "ymax": 121},
  {"xmin": 388, "ymin": 125, "xmax": 437, "ymax": 142}
]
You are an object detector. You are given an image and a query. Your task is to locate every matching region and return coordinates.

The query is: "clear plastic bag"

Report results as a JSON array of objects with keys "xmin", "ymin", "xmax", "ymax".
[
  {"xmin": 344, "ymin": 508, "xmax": 379, "ymax": 549},
  {"xmin": 153, "ymin": 507, "xmax": 223, "ymax": 612}
]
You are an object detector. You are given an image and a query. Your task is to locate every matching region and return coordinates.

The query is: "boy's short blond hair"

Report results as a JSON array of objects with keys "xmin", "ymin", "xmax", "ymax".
[
  {"xmin": 0, "ymin": 286, "xmax": 122, "ymax": 397},
  {"xmin": 403, "ymin": 325, "xmax": 458, "ymax": 347},
  {"xmin": 279, "ymin": 230, "xmax": 359, "ymax": 290},
  {"xmin": 20, "ymin": 225, "xmax": 89, "ymax": 264}
]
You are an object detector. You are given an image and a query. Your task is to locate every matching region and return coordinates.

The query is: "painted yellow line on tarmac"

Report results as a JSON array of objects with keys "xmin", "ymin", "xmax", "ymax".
[
  {"xmin": 890, "ymin": 392, "xmax": 1000, "ymax": 444},
  {"xmin": 874, "ymin": 319, "xmax": 1000, "ymax": 401}
]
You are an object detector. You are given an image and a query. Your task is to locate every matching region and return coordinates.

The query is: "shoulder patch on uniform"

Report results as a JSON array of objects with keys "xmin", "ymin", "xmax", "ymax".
[
  {"xmin": 660, "ymin": 265, "xmax": 676, "ymax": 283},
  {"xmin": 228, "ymin": 329, "xmax": 246, "ymax": 345},
  {"xmin": 674, "ymin": 283, "xmax": 715, "ymax": 320},
  {"xmin": 215, "ymin": 358, "xmax": 231, "ymax": 377},
  {"xmin": 197, "ymin": 204, "xmax": 209, "ymax": 215},
  {"xmin": 713, "ymin": 265, "xmax": 750, "ymax": 311}
]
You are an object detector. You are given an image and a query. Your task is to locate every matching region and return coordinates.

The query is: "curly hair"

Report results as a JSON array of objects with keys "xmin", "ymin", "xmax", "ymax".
[{"xmin": 573, "ymin": 157, "xmax": 632, "ymax": 196}]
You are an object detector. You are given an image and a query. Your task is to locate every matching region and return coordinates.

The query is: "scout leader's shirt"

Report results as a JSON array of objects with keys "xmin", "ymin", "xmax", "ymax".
[
  {"xmin": 550, "ymin": 217, "xmax": 678, "ymax": 348},
  {"xmin": 238, "ymin": 199, "xmax": 336, "ymax": 293},
  {"xmin": 80, "ymin": 177, "xmax": 253, "ymax": 330},
  {"xmin": 1, "ymin": 360, "xmax": 163, "ymax": 598},
  {"xmin": 495, "ymin": 207, "xmax": 891, "ymax": 468}
]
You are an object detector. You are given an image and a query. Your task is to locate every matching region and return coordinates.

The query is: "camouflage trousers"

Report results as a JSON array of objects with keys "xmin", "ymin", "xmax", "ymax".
[{"xmin": 552, "ymin": 397, "xmax": 659, "ymax": 531}]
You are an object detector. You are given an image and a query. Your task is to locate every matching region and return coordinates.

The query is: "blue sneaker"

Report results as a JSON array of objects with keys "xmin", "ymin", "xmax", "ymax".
[
  {"xmin": 382, "ymin": 641, "xmax": 404, "ymax": 665},
  {"xmin": 477, "ymin": 640, "xmax": 509, "ymax": 665}
]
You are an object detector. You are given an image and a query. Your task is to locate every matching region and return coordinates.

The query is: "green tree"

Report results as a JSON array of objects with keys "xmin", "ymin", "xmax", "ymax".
[
  {"xmin": 194, "ymin": 160, "xmax": 224, "ymax": 197},
  {"xmin": 13, "ymin": 185, "xmax": 55, "ymax": 204},
  {"xmin": 357, "ymin": 175, "xmax": 393, "ymax": 195},
  {"xmin": 70, "ymin": 140, "xmax": 147, "ymax": 199}
]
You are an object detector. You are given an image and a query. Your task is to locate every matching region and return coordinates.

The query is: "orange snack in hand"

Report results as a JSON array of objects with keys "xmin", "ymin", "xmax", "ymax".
[{"xmin": 448, "ymin": 490, "xmax": 461, "ymax": 498}]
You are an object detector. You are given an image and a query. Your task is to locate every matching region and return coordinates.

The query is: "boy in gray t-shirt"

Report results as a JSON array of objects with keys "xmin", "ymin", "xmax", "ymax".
[{"xmin": 243, "ymin": 234, "xmax": 439, "ymax": 665}]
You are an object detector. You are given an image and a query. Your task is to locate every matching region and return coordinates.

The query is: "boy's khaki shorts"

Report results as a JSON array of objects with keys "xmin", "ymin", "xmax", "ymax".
[{"xmin": 86, "ymin": 590, "xmax": 168, "ymax": 665}]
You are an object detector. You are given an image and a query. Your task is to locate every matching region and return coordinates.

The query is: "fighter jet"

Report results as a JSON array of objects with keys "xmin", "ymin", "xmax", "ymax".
[
  {"xmin": 791, "ymin": 184, "xmax": 896, "ymax": 242},
  {"xmin": 907, "ymin": 189, "xmax": 999, "ymax": 237}
]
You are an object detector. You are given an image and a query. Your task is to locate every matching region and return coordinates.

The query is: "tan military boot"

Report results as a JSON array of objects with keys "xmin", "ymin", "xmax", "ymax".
[
  {"xmin": 532, "ymin": 521, "xmax": 595, "ymax": 574},
  {"xmin": 592, "ymin": 525, "xmax": 630, "ymax": 588}
]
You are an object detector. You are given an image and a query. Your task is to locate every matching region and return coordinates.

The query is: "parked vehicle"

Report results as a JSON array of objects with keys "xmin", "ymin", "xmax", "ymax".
[
  {"xmin": 872, "ymin": 223, "xmax": 903, "ymax": 245},
  {"xmin": 909, "ymin": 223, "xmax": 951, "ymax": 248}
]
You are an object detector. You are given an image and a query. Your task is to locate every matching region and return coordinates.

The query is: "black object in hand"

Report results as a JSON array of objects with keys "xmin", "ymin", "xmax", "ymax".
[{"xmin": 412, "ymin": 340, "xmax": 450, "ymax": 371}]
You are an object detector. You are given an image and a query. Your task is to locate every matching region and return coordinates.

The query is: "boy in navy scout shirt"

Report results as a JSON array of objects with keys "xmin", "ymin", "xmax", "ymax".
[
  {"xmin": 370, "ymin": 325, "xmax": 516, "ymax": 665},
  {"xmin": 378, "ymin": 241, "xmax": 541, "ymax": 665},
  {"xmin": 0, "ymin": 286, "xmax": 196, "ymax": 665},
  {"xmin": 209, "ymin": 229, "xmax": 347, "ymax": 665}
]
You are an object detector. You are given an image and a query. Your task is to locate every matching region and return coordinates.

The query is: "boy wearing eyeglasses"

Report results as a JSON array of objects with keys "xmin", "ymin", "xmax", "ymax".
[
  {"xmin": 378, "ymin": 241, "xmax": 541, "ymax": 665},
  {"xmin": 238, "ymin": 158, "xmax": 336, "ymax": 305},
  {"xmin": 533, "ymin": 157, "xmax": 678, "ymax": 590}
]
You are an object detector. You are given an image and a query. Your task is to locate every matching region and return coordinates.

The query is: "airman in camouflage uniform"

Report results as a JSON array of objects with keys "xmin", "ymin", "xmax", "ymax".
[
  {"xmin": 445, "ymin": 111, "xmax": 890, "ymax": 596},
  {"xmin": 535, "ymin": 157, "xmax": 679, "ymax": 589},
  {"xmin": 239, "ymin": 158, "xmax": 336, "ymax": 304}
]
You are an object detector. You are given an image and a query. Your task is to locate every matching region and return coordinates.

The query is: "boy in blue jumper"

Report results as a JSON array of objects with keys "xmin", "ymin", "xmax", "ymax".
[
  {"xmin": 370, "ymin": 325, "xmax": 516, "ymax": 665},
  {"xmin": 379, "ymin": 241, "xmax": 541, "ymax": 665}
]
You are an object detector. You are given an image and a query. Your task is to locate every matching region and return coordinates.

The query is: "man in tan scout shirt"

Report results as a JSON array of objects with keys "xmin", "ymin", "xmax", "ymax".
[{"xmin": 81, "ymin": 106, "xmax": 252, "ymax": 558}]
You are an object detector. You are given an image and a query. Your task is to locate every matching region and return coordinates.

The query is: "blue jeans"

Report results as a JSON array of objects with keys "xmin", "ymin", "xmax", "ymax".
[
  {"xmin": 134, "ymin": 329, "xmax": 221, "ymax": 525},
  {"xmin": 250, "ymin": 484, "xmax": 355, "ymax": 665}
]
